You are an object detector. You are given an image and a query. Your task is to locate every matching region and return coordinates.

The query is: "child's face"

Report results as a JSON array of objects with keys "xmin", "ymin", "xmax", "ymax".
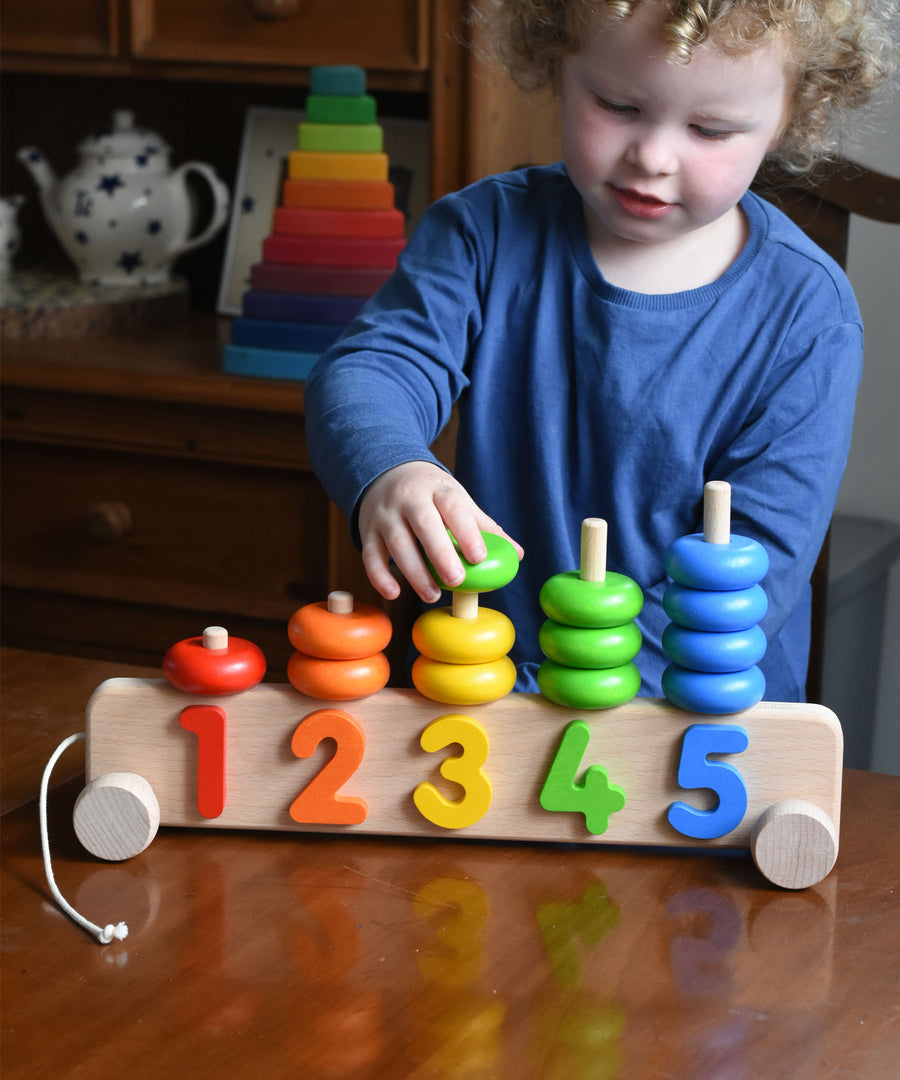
[{"xmin": 560, "ymin": 3, "xmax": 790, "ymax": 264}]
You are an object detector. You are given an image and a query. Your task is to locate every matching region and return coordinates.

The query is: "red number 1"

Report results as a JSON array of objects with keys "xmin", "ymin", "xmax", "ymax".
[{"xmin": 179, "ymin": 703, "xmax": 227, "ymax": 819}]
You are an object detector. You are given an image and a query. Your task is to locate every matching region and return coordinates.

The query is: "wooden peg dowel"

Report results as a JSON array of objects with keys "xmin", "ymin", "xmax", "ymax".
[
  {"xmin": 580, "ymin": 518, "xmax": 607, "ymax": 583},
  {"xmin": 202, "ymin": 626, "xmax": 228, "ymax": 651},
  {"xmin": 452, "ymin": 591, "xmax": 479, "ymax": 620},
  {"xmin": 703, "ymin": 481, "xmax": 731, "ymax": 545},
  {"xmin": 327, "ymin": 590, "xmax": 355, "ymax": 615}
]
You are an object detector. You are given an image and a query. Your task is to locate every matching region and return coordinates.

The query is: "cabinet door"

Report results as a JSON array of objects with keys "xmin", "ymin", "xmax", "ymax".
[
  {"xmin": 0, "ymin": 0, "xmax": 118, "ymax": 58},
  {"xmin": 130, "ymin": 0, "xmax": 428, "ymax": 71}
]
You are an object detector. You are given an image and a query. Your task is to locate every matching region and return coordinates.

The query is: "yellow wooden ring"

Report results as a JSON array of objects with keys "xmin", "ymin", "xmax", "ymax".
[
  {"xmin": 412, "ymin": 655, "xmax": 517, "ymax": 705},
  {"xmin": 412, "ymin": 606, "xmax": 515, "ymax": 664},
  {"xmin": 288, "ymin": 651, "xmax": 390, "ymax": 700}
]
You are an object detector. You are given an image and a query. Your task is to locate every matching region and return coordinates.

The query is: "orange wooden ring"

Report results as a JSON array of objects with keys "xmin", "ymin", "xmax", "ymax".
[
  {"xmin": 288, "ymin": 601, "xmax": 392, "ymax": 660},
  {"xmin": 287, "ymin": 651, "xmax": 390, "ymax": 700}
]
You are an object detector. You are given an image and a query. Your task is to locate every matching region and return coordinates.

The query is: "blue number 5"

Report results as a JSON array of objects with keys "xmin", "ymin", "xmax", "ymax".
[{"xmin": 667, "ymin": 724, "xmax": 749, "ymax": 840}]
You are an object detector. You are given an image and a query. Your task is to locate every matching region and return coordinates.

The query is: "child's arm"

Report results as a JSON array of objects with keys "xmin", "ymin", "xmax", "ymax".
[
  {"xmin": 305, "ymin": 186, "xmax": 523, "ymax": 602},
  {"xmin": 358, "ymin": 461, "xmax": 523, "ymax": 603}
]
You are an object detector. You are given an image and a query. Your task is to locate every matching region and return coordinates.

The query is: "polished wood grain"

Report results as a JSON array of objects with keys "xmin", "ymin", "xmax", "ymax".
[
  {"xmin": 2, "ymin": 648, "xmax": 898, "ymax": 1078},
  {"xmin": 0, "ymin": 647, "xmax": 158, "ymax": 815}
]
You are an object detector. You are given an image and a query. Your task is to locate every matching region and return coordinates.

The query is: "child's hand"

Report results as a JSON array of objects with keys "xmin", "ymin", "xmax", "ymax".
[{"xmin": 358, "ymin": 461, "xmax": 523, "ymax": 603}]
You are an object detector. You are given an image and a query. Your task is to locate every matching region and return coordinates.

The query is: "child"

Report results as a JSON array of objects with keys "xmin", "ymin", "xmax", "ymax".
[{"xmin": 305, "ymin": 0, "xmax": 894, "ymax": 701}]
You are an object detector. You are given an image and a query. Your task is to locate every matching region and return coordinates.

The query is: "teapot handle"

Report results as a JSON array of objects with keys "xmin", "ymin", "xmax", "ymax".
[{"xmin": 169, "ymin": 162, "xmax": 231, "ymax": 258}]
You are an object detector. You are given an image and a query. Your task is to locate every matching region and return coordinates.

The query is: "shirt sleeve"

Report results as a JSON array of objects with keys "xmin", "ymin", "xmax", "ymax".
[
  {"xmin": 639, "ymin": 318, "xmax": 863, "ymax": 700},
  {"xmin": 304, "ymin": 193, "xmax": 487, "ymax": 534}
]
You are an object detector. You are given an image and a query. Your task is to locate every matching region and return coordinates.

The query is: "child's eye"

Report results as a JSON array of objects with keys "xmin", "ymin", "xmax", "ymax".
[
  {"xmin": 596, "ymin": 96, "xmax": 636, "ymax": 116},
  {"xmin": 691, "ymin": 124, "xmax": 735, "ymax": 141}
]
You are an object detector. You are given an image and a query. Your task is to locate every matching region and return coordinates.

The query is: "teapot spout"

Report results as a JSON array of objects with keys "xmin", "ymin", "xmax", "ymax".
[{"xmin": 17, "ymin": 147, "xmax": 57, "ymax": 196}]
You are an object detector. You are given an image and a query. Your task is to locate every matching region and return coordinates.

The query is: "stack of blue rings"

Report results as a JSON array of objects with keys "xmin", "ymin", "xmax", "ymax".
[{"xmin": 661, "ymin": 531, "xmax": 769, "ymax": 714}]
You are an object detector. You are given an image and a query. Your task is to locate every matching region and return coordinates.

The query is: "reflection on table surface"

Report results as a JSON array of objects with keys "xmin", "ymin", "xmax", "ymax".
[
  {"xmin": 5, "ymin": 767, "xmax": 898, "ymax": 1079},
  {"xmin": 2, "ymin": 648, "xmax": 898, "ymax": 1078}
]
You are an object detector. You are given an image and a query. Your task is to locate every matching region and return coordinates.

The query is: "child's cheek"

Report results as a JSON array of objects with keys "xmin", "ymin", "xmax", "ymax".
[{"xmin": 690, "ymin": 150, "xmax": 756, "ymax": 212}]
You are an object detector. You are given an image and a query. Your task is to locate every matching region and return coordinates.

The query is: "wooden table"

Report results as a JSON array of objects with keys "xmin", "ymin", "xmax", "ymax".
[{"xmin": 2, "ymin": 648, "xmax": 898, "ymax": 1078}]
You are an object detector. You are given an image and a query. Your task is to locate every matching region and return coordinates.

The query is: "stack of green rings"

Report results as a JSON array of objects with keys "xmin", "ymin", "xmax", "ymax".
[{"xmin": 537, "ymin": 560, "xmax": 644, "ymax": 710}]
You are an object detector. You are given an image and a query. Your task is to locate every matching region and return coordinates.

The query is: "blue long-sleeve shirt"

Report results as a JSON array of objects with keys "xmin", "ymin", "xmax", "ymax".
[{"xmin": 305, "ymin": 164, "xmax": 862, "ymax": 700}]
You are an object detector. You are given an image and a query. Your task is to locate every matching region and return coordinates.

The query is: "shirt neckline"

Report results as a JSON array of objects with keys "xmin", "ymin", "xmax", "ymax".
[{"xmin": 562, "ymin": 169, "xmax": 767, "ymax": 310}]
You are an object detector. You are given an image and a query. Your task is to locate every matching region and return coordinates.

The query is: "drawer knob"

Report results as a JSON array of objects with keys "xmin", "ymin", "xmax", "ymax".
[
  {"xmin": 249, "ymin": 0, "xmax": 298, "ymax": 18},
  {"xmin": 82, "ymin": 501, "xmax": 133, "ymax": 546}
]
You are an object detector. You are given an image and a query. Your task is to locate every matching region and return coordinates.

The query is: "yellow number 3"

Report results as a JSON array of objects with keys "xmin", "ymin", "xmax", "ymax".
[{"xmin": 414, "ymin": 714, "xmax": 492, "ymax": 830}]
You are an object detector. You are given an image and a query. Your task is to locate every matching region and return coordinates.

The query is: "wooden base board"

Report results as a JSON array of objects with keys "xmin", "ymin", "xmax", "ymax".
[{"xmin": 82, "ymin": 681, "xmax": 843, "ymax": 886}]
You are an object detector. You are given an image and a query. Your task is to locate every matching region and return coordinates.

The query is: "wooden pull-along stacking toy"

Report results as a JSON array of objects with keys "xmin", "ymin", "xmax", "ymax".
[{"xmin": 42, "ymin": 484, "xmax": 844, "ymax": 941}]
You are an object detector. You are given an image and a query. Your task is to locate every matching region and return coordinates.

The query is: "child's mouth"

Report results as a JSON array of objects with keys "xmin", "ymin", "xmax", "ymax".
[{"xmin": 610, "ymin": 185, "xmax": 676, "ymax": 219}]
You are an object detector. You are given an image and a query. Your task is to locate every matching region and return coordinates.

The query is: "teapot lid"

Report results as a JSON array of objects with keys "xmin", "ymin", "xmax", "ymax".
[{"xmin": 77, "ymin": 110, "xmax": 170, "ymax": 159}]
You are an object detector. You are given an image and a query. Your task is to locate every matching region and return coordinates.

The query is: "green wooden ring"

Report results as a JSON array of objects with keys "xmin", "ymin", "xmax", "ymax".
[
  {"xmin": 539, "ymin": 619, "xmax": 642, "ymax": 669},
  {"xmin": 426, "ymin": 530, "xmax": 519, "ymax": 593},
  {"xmin": 539, "ymin": 571, "xmax": 643, "ymax": 628},
  {"xmin": 537, "ymin": 659, "xmax": 641, "ymax": 710}
]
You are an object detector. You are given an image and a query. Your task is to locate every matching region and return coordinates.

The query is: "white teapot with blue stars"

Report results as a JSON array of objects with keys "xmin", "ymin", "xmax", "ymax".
[{"xmin": 18, "ymin": 110, "xmax": 230, "ymax": 287}]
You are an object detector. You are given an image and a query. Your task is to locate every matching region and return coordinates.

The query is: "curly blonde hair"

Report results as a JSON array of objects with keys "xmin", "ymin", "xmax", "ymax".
[{"xmin": 474, "ymin": 0, "xmax": 896, "ymax": 175}]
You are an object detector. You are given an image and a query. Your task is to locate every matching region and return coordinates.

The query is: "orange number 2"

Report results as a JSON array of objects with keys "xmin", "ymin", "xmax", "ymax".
[{"xmin": 289, "ymin": 708, "xmax": 368, "ymax": 825}]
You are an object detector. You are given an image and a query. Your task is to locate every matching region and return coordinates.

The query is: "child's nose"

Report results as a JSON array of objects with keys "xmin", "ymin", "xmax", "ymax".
[{"xmin": 625, "ymin": 128, "xmax": 678, "ymax": 176}]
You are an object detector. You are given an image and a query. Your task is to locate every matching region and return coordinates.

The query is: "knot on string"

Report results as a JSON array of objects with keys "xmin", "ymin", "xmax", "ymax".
[{"xmin": 100, "ymin": 922, "xmax": 130, "ymax": 943}]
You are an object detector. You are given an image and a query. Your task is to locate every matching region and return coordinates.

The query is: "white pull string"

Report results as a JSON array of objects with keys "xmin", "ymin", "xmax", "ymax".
[{"xmin": 39, "ymin": 732, "xmax": 128, "ymax": 944}]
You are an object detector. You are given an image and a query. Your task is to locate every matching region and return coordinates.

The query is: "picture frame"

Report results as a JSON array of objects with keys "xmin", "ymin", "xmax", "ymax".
[{"xmin": 216, "ymin": 106, "xmax": 429, "ymax": 316}]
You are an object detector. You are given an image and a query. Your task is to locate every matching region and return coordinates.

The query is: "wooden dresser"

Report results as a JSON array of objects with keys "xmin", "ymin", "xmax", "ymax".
[
  {"xmin": 0, "ymin": 0, "xmax": 533, "ymax": 670},
  {"xmin": 3, "ymin": 315, "xmax": 322, "ymax": 668}
]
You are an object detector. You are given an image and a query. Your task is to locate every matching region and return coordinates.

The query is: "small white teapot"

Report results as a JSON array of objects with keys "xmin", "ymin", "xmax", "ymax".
[
  {"xmin": 0, "ymin": 194, "xmax": 26, "ymax": 278},
  {"xmin": 18, "ymin": 110, "xmax": 230, "ymax": 287}
]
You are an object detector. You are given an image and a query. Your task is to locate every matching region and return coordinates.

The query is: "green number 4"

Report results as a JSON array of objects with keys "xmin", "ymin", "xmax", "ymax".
[{"xmin": 540, "ymin": 720, "xmax": 626, "ymax": 835}]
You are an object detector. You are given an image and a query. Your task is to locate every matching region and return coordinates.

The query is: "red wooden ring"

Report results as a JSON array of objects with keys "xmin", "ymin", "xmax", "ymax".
[
  {"xmin": 163, "ymin": 635, "xmax": 266, "ymax": 695},
  {"xmin": 288, "ymin": 601, "xmax": 392, "ymax": 660}
]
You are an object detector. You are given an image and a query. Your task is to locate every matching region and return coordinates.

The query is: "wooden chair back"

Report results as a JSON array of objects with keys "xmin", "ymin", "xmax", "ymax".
[{"xmin": 754, "ymin": 161, "xmax": 900, "ymax": 700}]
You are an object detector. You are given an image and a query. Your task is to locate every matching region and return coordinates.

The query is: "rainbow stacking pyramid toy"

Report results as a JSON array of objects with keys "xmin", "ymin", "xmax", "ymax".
[{"xmin": 224, "ymin": 66, "xmax": 407, "ymax": 379}]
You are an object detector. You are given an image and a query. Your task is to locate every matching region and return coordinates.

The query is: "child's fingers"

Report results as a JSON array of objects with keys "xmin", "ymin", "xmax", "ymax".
[
  {"xmin": 360, "ymin": 533, "xmax": 403, "ymax": 601},
  {"xmin": 357, "ymin": 460, "xmax": 522, "ymax": 602},
  {"xmin": 433, "ymin": 501, "xmax": 486, "ymax": 569},
  {"xmin": 472, "ymin": 510, "xmax": 525, "ymax": 561},
  {"xmin": 378, "ymin": 518, "xmax": 446, "ymax": 604},
  {"xmin": 412, "ymin": 513, "xmax": 468, "ymax": 591},
  {"xmin": 430, "ymin": 479, "xmax": 524, "ymax": 566}
]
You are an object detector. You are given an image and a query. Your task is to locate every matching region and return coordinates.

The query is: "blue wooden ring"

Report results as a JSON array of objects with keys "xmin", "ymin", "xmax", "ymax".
[
  {"xmin": 662, "ymin": 624, "xmax": 767, "ymax": 673},
  {"xmin": 663, "ymin": 582, "xmax": 768, "ymax": 632},
  {"xmin": 665, "ymin": 533, "xmax": 769, "ymax": 591},
  {"xmin": 662, "ymin": 664, "xmax": 766, "ymax": 715},
  {"xmin": 539, "ymin": 571, "xmax": 643, "ymax": 628},
  {"xmin": 538, "ymin": 659, "xmax": 641, "ymax": 710},
  {"xmin": 539, "ymin": 619, "xmax": 642, "ymax": 669}
]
